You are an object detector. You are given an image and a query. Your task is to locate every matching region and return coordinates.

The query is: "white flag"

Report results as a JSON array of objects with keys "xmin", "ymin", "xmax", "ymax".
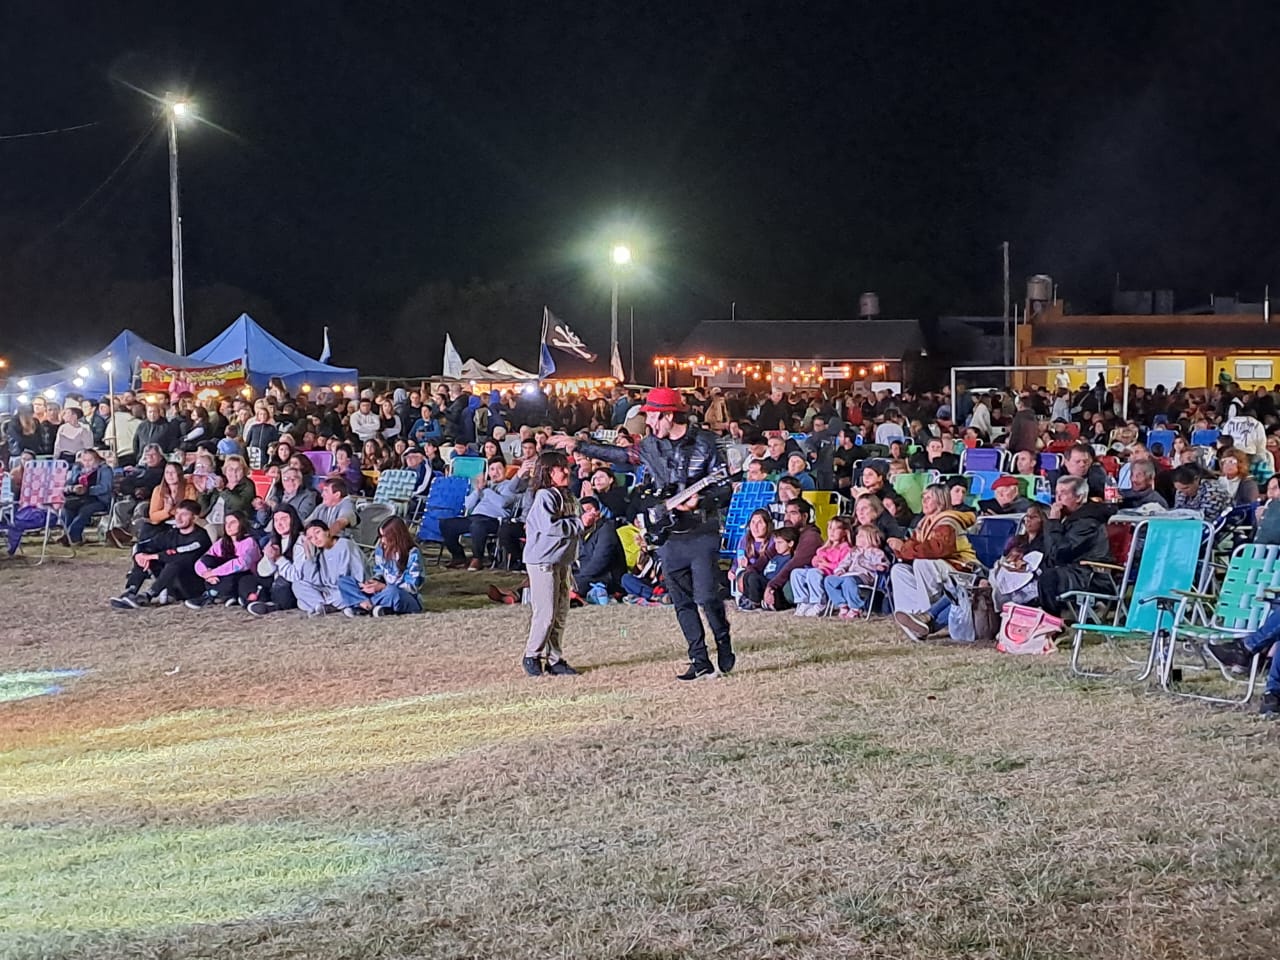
[
  {"xmin": 319, "ymin": 326, "xmax": 332, "ymax": 364},
  {"xmin": 443, "ymin": 333, "xmax": 463, "ymax": 379},
  {"xmin": 610, "ymin": 342, "xmax": 625, "ymax": 382}
]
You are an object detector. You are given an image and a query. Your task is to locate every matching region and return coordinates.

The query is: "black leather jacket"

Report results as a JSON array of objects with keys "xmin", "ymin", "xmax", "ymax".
[{"xmin": 578, "ymin": 427, "xmax": 729, "ymax": 535}]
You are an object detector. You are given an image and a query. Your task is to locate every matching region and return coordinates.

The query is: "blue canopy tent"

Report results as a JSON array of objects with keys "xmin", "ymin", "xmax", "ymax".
[
  {"xmin": 16, "ymin": 329, "xmax": 190, "ymax": 400},
  {"xmin": 188, "ymin": 314, "xmax": 358, "ymax": 392}
]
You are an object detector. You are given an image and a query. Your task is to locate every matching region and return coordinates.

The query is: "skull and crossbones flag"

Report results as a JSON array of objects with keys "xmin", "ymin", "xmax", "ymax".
[{"xmin": 539, "ymin": 306, "xmax": 597, "ymax": 378}]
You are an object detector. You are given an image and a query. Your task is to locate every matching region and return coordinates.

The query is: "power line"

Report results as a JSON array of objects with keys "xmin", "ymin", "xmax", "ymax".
[
  {"xmin": 0, "ymin": 120, "xmax": 100, "ymax": 141},
  {"xmin": 21, "ymin": 118, "xmax": 160, "ymax": 252}
]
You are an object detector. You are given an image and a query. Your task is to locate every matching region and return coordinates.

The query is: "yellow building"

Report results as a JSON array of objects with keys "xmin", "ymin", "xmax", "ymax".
[{"xmin": 1016, "ymin": 303, "xmax": 1280, "ymax": 391}]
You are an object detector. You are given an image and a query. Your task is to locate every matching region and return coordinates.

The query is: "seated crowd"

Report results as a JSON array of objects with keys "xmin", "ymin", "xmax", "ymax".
[{"xmin": 5, "ymin": 372, "xmax": 1280, "ymax": 711}]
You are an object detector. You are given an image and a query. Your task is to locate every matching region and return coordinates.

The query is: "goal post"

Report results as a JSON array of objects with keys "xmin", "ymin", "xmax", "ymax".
[{"xmin": 949, "ymin": 364, "xmax": 1130, "ymax": 421}]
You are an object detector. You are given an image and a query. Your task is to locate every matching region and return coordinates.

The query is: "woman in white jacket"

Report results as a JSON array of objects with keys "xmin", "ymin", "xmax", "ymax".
[{"xmin": 521, "ymin": 451, "xmax": 584, "ymax": 677}]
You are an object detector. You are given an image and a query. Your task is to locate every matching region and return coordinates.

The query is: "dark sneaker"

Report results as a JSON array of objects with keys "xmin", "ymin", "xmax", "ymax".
[
  {"xmin": 894, "ymin": 611, "xmax": 932, "ymax": 642},
  {"xmin": 717, "ymin": 649, "xmax": 737, "ymax": 676},
  {"xmin": 246, "ymin": 601, "xmax": 276, "ymax": 617},
  {"xmin": 224, "ymin": 598, "xmax": 240, "ymax": 608},
  {"xmin": 1208, "ymin": 639, "xmax": 1255, "ymax": 670},
  {"xmin": 184, "ymin": 596, "xmax": 211, "ymax": 610},
  {"xmin": 737, "ymin": 598, "xmax": 759, "ymax": 611},
  {"xmin": 323, "ymin": 604, "xmax": 342, "ymax": 615},
  {"xmin": 1261, "ymin": 691, "xmax": 1280, "ymax": 717},
  {"xmin": 547, "ymin": 661, "xmax": 579, "ymax": 676},
  {"xmin": 522, "ymin": 656, "xmax": 544, "ymax": 677},
  {"xmin": 110, "ymin": 594, "xmax": 140, "ymax": 610},
  {"xmin": 371, "ymin": 606, "xmax": 386, "ymax": 618},
  {"xmin": 676, "ymin": 661, "xmax": 716, "ymax": 681}
]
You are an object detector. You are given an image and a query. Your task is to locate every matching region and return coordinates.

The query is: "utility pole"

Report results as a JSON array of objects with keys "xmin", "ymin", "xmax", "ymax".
[
  {"xmin": 166, "ymin": 98, "xmax": 189, "ymax": 355},
  {"xmin": 1001, "ymin": 240, "xmax": 1011, "ymax": 370}
]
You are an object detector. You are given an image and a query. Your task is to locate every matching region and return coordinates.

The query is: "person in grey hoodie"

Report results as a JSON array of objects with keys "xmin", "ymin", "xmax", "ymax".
[
  {"xmin": 521, "ymin": 451, "xmax": 584, "ymax": 677},
  {"xmin": 440, "ymin": 458, "xmax": 524, "ymax": 569},
  {"xmin": 291, "ymin": 519, "xmax": 367, "ymax": 615}
]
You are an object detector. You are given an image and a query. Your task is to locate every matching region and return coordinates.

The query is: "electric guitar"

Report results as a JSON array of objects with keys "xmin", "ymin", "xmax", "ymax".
[{"xmin": 642, "ymin": 465, "xmax": 731, "ymax": 546}]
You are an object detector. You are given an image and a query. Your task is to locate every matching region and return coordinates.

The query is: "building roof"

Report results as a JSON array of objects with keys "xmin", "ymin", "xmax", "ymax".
[
  {"xmin": 1030, "ymin": 316, "xmax": 1280, "ymax": 351},
  {"xmin": 675, "ymin": 318, "xmax": 924, "ymax": 360}
]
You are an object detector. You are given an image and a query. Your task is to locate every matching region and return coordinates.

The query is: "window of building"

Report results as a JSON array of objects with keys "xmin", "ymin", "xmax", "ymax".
[{"xmin": 1235, "ymin": 360, "xmax": 1273, "ymax": 382}]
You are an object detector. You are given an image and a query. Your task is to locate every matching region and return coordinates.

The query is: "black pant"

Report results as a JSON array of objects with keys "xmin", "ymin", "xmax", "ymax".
[
  {"xmin": 742, "ymin": 569, "xmax": 793, "ymax": 610},
  {"xmin": 440, "ymin": 514, "xmax": 500, "ymax": 562},
  {"xmin": 1038, "ymin": 564, "xmax": 1109, "ymax": 618},
  {"xmin": 498, "ymin": 520, "xmax": 525, "ymax": 568},
  {"xmin": 658, "ymin": 530, "xmax": 732, "ymax": 666},
  {"xmin": 125, "ymin": 557, "xmax": 203, "ymax": 601},
  {"xmin": 236, "ymin": 574, "xmax": 298, "ymax": 609}
]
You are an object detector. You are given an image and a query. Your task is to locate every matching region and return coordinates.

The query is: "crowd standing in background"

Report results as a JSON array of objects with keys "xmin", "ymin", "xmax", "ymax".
[{"xmin": 4, "ymin": 371, "xmax": 1280, "ymax": 706}]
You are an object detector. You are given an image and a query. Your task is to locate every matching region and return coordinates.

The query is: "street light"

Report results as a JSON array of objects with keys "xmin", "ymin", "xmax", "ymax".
[
  {"xmin": 101, "ymin": 357, "xmax": 117, "ymax": 461},
  {"xmin": 166, "ymin": 95, "xmax": 194, "ymax": 355},
  {"xmin": 610, "ymin": 244, "xmax": 632, "ymax": 382}
]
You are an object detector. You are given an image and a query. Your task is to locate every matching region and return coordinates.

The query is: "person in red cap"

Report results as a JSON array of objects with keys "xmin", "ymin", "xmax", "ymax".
[
  {"xmin": 551, "ymin": 387, "xmax": 735, "ymax": 680},
  {"xmin": 978, "ymin": 475, "xmax": 1033, "ymax": 515}
]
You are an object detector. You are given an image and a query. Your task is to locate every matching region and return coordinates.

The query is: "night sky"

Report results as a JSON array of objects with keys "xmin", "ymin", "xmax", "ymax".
[{"xmin": 3, "ymin": 2, "xmax": 1279, "ymax": 379}]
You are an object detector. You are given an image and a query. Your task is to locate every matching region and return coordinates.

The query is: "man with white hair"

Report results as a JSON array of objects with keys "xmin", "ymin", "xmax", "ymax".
[{"xmin": 1037, "ymin": 475, "xmax": 1113, "ymax": 616}]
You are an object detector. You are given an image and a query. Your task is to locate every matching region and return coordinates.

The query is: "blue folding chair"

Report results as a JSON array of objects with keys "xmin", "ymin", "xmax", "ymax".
[
  {"xmin": 416, "ymin": 475, "xmax": 470, "ymax": 563},
  {"xmin": 961, "ymin": 448, "xmax": 1005, "ymax": 473},
  {"xmin": 968, "ymin": 515, "xmax": 1021, "ymax": 569},
  {"xmin": 1146, "ymin": 429, "xmax": 1176, "ymax": 455},
  {"xmin": 963, "ymin": 470, "xmax": 1005, "ymax": 502},
  {"xmin": 1191, "ymin": 428, "xmax": 1220, "ymax": 447},
  {"xmin": 721, "ymin": 480, "xmax": 776, "ymax": 558}
]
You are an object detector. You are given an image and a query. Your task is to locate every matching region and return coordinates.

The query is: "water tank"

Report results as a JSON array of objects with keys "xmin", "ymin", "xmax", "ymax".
[
  {"xmin": 858, "ymin": 292, "xmax": 880, "ymax": 318},
  {"xmin": 1026, "ymin": 275, "xmax": 1053, "ymax": 303}
]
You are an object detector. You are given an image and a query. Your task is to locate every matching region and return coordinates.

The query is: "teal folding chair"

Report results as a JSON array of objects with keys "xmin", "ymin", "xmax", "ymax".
[
  {"xmin": 1067, "ymin": 517, "xmax": 1212, "ymax": 681},
  {"xmin": 449, "ymin": 456, "xmax": 486, "ymax": 480},
  {"xmin": 1158, "ymin": 544, "xmax": 1280, "ymax": 705}
]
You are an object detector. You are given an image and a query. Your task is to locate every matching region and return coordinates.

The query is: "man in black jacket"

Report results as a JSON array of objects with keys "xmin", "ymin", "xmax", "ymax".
[
  {"xmin": 133, "ymin": 404, "xmax": 178, "ymax": 458},
  {"xmin": 572, "ymin": 497, "xmax": 626, "ymax": 597},
  {"xmin": 1037, "ymin": 475, "xmax": 1114, "ymax": 617},
  {"xmin": 109, "ymin": 501, "xmax": 212, "ymax": 608},
  {"xmin": 105, "ymin": 443, "xmax": 168, "ymax": 546},
  {"xmin": 555, "ymin": 387, "xmax": 734, "ymax": 680}
]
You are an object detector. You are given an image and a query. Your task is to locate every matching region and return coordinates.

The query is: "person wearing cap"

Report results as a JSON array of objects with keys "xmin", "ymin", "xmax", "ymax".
[
  {"xmin": 553, "ymin": 386, "xmax": 736, "ymax": 680},
  {"xmin": 978, "ymin": 476, "xmax": 1033, "ymax": 515}
]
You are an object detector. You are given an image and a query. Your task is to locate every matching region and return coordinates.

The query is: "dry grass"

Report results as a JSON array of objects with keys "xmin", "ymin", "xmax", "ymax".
[{"xmin": 2, "ymin": 546, "xmax": 1280, "ymax": 959}]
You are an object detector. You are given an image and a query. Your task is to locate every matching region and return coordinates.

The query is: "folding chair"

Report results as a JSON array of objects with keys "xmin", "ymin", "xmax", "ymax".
[
  {"xmin": 415, "ymin": 475, "xmax": 469, "ymax": 564},
  {"xmin": 891, "ymin": 472, "xmax": 928, "ymax": 514},
  {"xmin": 1066, "ymin": 517, "xmax": 1212, "ymax": 680},
  {"xmin": 720, "ymin": 480, "xmax": 776, "ymax": 558},
  {"xmin": 963, "ymin": 470, "xmax": 1005, "ymax": 503},
  {"xmin": 351, "ymin": 502, "xmax": 395, "ymax": 560},
  {"xmin": 1146, "ymin": 428, "xmax": 1177, "ymax": 455},
  {"xmin": 365, "ymin": 468, "xmax": 417, "ymax": 516},
  {"xmin": 1191, "ymin": 428, "xmax": 1220, "ymax": 448},
  {"xmin": 303, "ymin": 451, "xmax": 333, "ymax": 476},
  {"xmin": 961, "ymin": 448, "xmax": 1005, "ymax": 473},
  {"xmin": 449, "ymin": 456, "xmax": 486, "ymax": 480},
  {"xmin": 802, "ymin": 490, "xmax": 847, "ymax": 530},
  {"xmin": 1038, "ymin": 452, "xmax": 1062, "ymax": 474},
  {"xmin": 15, "ymin": 459, "xmax": 74, "ymax": 564},
  {"xmin": 1157, "ymin": 544, "xmax": 1280, "ymax": 704},
  {"xmin": 967, "ymin": 515, "xmax": 1022, "ymax": 570}
]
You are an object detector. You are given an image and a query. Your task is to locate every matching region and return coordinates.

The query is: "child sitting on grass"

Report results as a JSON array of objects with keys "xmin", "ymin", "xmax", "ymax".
[
  {"xmin": 822, "ymin": 523, "xmax": 890, "ymax": 619},
  {"xmin": 749, "ymin": 527, "xmax": 797, "ymax": 611}
]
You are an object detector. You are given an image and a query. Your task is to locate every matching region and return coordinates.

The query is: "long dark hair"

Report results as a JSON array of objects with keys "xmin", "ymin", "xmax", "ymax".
[
  {"xmin": 530, "ymin": 450, "xmax": 569, "ymax": 492},
  {"xmin": 270, "ymin": 505, "xmax": 303, "ymax": 551},
  {"xmin": 743, "ymin": 508, "xmax": 774, "ymax": 561},
  {"xmin": 378, "ymin": 515, "xmax": 414, "ymax": 568},
  {"xmin": 220, "ymin": 510, "xmax": 251, "ymax": 556}
]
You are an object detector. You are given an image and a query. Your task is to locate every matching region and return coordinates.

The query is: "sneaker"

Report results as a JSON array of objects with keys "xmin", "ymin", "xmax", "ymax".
[
  {"xmin": 323, "ymin": 604, "xmax": 342, "ymax": 615},
  {"xmin": 154, "ymin": 589, "xmax": 169, "ymax": 606},
  {"xmin": 547, "ymin": 661, "xmax": 579, "ymax": 676},
  {"xmin": 225, "ymin": 598, "xmax": 240, "ymax": 608},
  {"xmin": 1261, "ymin": 691, "xmax": 1280, "ymax": 716},
  {"xmin": 737, "ymin": 598, "xmax": 759, "ymax": 611},
  {"xmin": 1207, "ymin": 639, "xmax": 1255, "ymax": 670},
  {"xmin": 676, "ymin": 661, "xmax": 716, "ymax": 681},
  {"xmin": 894, "ymin": 610, "xmax": 932, "ymax": 641},
  {"xmin": 184, "ymin": 596, "xmax": 211, "ymax": 610},
  {"xmin": 522, "ymin": 656, "xmax": 544, "ymax": 677},
  {"xmin": 717, "ymin": 649, "xmax": 737, "ymax": 676},
  {"xmin": 343, "ymin": 607, "xmax": 358, "ymax": 618},
  {"xmin": 467, "ymin": 559, "xmax": 483, "ymax": 572},
  {"xmin": 247, "ymin": 601, "xmax": 277, "ymax": 617},
  {"xmin": 793, "ymin": 604, "xmax": 809, "ymax": 617},
  {"xmin": 110, "ymin": 594, "xmax": 141, "ymax": 610},
  {"xmin": 372, "ymin": 606, "xmax": 386, "ymax": 618}
]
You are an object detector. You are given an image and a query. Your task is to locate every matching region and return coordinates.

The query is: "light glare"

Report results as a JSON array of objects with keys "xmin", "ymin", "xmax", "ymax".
[{"xmin": 611, "ymin": 244, "xmax": 632, "ymax": 266}]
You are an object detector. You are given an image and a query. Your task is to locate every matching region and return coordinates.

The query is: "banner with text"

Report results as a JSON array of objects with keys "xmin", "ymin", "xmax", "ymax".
[{"xmin": 140, "ymin": 359, "xmax": 247, "ymax": 396}]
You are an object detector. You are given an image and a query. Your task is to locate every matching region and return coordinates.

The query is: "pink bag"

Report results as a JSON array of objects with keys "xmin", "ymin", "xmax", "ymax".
[{"xmin": 996, "ymin": 603, "xmax": 1063, "ymax": 655}]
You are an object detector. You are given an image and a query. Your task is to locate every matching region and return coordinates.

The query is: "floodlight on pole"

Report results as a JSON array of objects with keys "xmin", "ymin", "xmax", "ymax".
[
  {"xmin": 165, "ymin": 95, "xmax": 194, "ymax": 355},
  {"xmin": 612, "ymin": 244, "xmax": 631, "ymax": 266},
  {"xmin": 610, "ymin": 244, "xmax": 632, "ymax": 381}
]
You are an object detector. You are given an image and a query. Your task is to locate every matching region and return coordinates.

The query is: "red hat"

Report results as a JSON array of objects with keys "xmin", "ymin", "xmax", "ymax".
[
  {"xmin": 991, "ymin": 476, "xmax": 1021, "ymax": 490},
  {"xmin": 641, "ymin": 387, "xmax": 687, "ymax": 413}
]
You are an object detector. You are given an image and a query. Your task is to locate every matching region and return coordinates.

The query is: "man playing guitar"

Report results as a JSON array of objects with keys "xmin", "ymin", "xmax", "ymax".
[{"xmin": 551, "ymin": 388, "xmax": 735, "ymax": 680}]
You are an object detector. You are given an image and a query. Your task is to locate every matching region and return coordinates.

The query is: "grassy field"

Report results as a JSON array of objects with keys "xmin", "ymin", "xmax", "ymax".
[{"xmin": 2, "ymin": 547, "xmax": 1279, "ymax": 960}]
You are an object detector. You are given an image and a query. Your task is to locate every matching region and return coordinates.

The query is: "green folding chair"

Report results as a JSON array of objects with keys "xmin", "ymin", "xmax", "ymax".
[
  {"xmin": 1158, "ymin": 544, "xmax": 1280, "ymax": 705},
  {"xmin": 1067, "ymin": 517, "xmax": 1212, "ymax": 681},
  {"xmin": 891, "ymin": 472, "xmax": 929, "ymax": 514}
]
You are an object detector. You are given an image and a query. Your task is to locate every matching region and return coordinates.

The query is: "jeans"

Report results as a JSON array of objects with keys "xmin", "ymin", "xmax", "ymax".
[
  {"xmin": 658, "ymin": 531, "xmax": 732, "ymax": 666},
  {"xmin": 335, "ymin": 575, "xmax": 422, "ymax": 614},
  {"xmin": 790, "ymin": 568, "xmax": 827, "ymax": 605},
  {"xmin": 62, "ymin": 495, "xmax": 110, "ymax": 543},
  {"xmin": 823, "ymin": 574, "xmax": 872, "ymax": 611},
  {"xmin": 1240, "ymin": 606, "xmax": 1280, "ymax": 694}
]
